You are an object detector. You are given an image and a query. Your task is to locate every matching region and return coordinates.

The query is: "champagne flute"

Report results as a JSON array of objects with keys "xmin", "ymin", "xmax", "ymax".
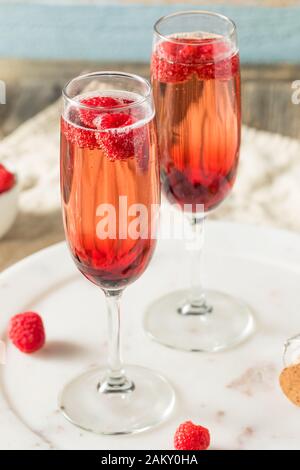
[
  {"xmin": 60, "ymin": 71, "xmax": 175, "ymax": 434},
  {"xmin": 145, "ymin": 11, "xmax": 254, "ymax": 352}
]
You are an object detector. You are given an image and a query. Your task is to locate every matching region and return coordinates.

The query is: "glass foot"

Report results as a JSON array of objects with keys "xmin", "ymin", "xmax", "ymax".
[
  {"xmin": 59, "ymin": 365, "xmax": 175, "ymax": 435},
  {"xmin": 144, "ymin": 289, "xmax": 255, "ymax": 352}
]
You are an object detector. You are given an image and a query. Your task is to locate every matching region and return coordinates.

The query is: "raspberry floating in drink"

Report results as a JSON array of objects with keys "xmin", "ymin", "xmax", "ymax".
[
  {"xmin": 79, "ymin": 96, "xmax": 121, "ymax": 128},
  {"xmin": 151, "ymin": 36, "xmax": 239, "ymax": 83},
  {"xmin": 61, "ymin": 92, "xmax": 147, "ymax": 162},
  {"xmin": 95, "ymin": 112, "xmax": 146, "ymax": 161},
  {"xmin": 61, "ymin": 115, "xmax": 98, "ymax": 150}
]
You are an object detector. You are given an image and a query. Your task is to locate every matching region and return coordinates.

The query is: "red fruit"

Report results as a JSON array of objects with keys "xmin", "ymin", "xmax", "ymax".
[
  {"xmin": 97, "ymin": 112, "xmax": 134, "ymax": 130},
  {"xmin": 61, "ymin": 116, "xmax": 97, "ymax": 150},
  {"xmin": 196, "ymin": 52, "xmax": 240, "ymax": 80},
  {"xmin": 151, "ymin": 46, "xmax": 192, "ymax": 83},
  {"xmin": 95, "ymin": 112, "xmax": 146, "ymax": 161},
  {"xmin": 79, "ymin": 96, "xmax": 121, "ymax": 128},
  {"xmin": 178, "ymin": 40, "xmax": 213, "ymax": 64},
  {"xmin": 151, "ymin": 39, "xmax": 200, "ymax": 83},
  {"xmin": 174, "ymin": 421, "xmax": 210, "ymax": 451},
  {"xmin": 0, "ymin": 164, "xmax": 15, "ymax": 194},
  {"xmin": 180, "ymin": 39, "xmax": 231, "ymax": 64},
  {"xmin": 151, "ymin": 38, "xmax": 239, "ymax": 83},
  {"xmin": 61, "ymin": 96, "xmax": 145, "ymax": 157},
  {"xmin": 160, "ymin": 40, "xmax": 182, "ymax": 61},
  {"xmin": 8, "ymin": 312, "xmax": 45, "ymax": 353}
]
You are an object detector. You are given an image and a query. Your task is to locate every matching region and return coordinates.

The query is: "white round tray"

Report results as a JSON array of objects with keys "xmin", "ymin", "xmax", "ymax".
[{"xmin": 1, "ymin": 221, "xmax": 300, "ymax": 450}]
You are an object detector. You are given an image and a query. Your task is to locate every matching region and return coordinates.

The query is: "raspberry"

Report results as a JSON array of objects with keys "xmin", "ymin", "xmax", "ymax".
[
  {"xmin": 79, "ymin": 96, "xmax": 120, "ymax": 128},
  {"xmin": 159, "ymin": 40, "xmax": 182, "ymax": 61},
  {"xmin": 151, "ymin": 45, "xmax": 192, "ymax": 83},
  {"xmin": 61, "ymin": 116, "xmax": 97, "ymax": 150},
  {"xmin": 97, "ymin": 112, "xmax": 133, "ymax": 130},
  {"xmin": 95, "ymin": 112, "xmax": 146, "ymax": 161},
  {"xmin": 178, "ymin": 40, "xmax": 213, "ymax": 64},
  {"xmin": 8, "ymin": 312, "xmax": 45, "ymax": 353},
  {"xmin": 174, "ymin": 421, "xmax": 210, "ymax": 451},
  {"xmin": 196, "ymin": 52, "xmax": 240, "ymax": 80},
  {"xmin": 151, "ymin": 38, "xmax": 239, "ymax": 83},
  {"xmin": 180, "ymin": 39, "xmax": 231, "ymax": 64},
  {"xmin": 0, "ymin": 164, "xmax": 15, "ymax": 194},
  {"xmin": 61, "ymin": 97, "xmax": 139, "ymax": 151}
]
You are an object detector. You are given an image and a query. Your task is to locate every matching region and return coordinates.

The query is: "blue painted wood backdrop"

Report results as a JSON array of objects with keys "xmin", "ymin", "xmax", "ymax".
[{"xmin": 0, "ymin": 3, "xmax": 299, "ymax": 63}]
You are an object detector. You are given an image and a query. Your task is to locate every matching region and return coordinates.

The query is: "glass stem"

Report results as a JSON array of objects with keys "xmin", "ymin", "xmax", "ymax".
[
  {"xmin": 98, "ymin": 290, "xmax": 134, "ymax": 394},
  {"xmin": 178, "ymin": 214, "xmax": 213, "ymax": 316}
]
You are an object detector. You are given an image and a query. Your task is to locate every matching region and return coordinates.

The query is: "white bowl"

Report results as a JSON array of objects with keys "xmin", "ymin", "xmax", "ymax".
[{"xmin": 0, "ymin": 182, "xmax": 19, "ymax": 239}]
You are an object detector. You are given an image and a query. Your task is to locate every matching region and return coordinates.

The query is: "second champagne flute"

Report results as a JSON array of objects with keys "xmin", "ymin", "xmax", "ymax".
[{"xmin": 145, "ymin": 11, "xmax": 254, "ymax": 352}]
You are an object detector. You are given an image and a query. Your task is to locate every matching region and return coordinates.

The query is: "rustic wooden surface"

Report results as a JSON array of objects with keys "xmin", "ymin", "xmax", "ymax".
[{"xmin": 0, "ymin": 60, "xmax": 299, "ymax": 271}]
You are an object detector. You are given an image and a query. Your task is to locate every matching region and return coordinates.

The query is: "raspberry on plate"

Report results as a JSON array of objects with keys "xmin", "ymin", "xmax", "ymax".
[
  {"xmin": 8, "ymin": 312, "xmax": 45, "ymax": 353},
  {"xmin": 174, "ymin": 420, "xmax": 210, "ymax": 450},
  {"xmin": 0, "ymin": 164, "xmax": 15, "ymax": 194}
]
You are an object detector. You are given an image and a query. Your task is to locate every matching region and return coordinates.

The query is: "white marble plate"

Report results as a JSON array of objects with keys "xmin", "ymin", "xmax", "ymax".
[{"xmin": 1, "ymin": 221, "xmax": 300, "ymax": 450}]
